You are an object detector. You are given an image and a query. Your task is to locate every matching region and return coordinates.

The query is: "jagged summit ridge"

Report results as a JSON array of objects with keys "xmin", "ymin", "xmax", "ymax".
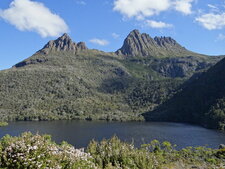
[
  {"xmin": 154, "ymin": 36, "xmax": 180, "ymax": 47},
  {"xmin": 38, "ymin": 33, "xmax": 87, "ymax": 54},
  {"xmin": 13, "ymin": 33, "xmax": 88, "ymax": 67},
  {"xmin": 116, "ymin": 29, "xmax": 157, "ymax": 57},
  {"xmin": 116, "ymin": 29, "xmax": 188, "ymax": 57}
]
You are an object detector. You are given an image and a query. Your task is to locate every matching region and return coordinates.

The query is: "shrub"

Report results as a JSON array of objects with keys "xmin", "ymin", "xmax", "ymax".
[
  {"xmin": 0, "ymin": 133, "xmax": 224, "ymax": 169},
  {"xmin": 0, "ymin": 132, "xmax": 96, "ymax": 169},
  {"xmin": 0, "ymin": 122, "xmax": 8, "ymax": 127}
]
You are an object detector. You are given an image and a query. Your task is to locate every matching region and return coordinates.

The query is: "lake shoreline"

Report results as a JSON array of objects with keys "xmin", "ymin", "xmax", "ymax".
[{"xmin": 1, "ymin": 120, "xmax": 224, "ymax": 149}]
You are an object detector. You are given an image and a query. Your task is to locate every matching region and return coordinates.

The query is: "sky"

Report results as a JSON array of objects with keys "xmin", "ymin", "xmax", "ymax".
[{"xmin": 0, "ymin": 0, "xmax": 225, "ymax": 70}]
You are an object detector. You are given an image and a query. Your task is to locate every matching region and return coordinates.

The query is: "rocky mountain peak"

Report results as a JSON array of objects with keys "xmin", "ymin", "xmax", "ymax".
[
  {"xmin": 116, "ymin": 29, "xmax": 156, "ymax": 57},
  {"xmin": 129, "ymin": 29, "xmax": 141, "ymax": 36},
  {"xmin": 77, "ymin": 42, "xmax": 87, "ymax": 50},
  {"xmin": 61, "ymin": 33, "xmax": 71, "ymax": 39},
  {"xmin": 154, "ymin": 36, "xmax": 180, "ymax": 48},
  {"xmin": 38, "ymin": 33, "xmax": 87, "ymax": 54},
  {"xmin": 116, "ymin": 30, "xmax": 188, "ymax": 58}
]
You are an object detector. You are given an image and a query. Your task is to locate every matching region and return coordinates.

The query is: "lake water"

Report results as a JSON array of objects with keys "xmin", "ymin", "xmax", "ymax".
[{"xmin": 0, "ymin": 121, "xmax": 224, "ymax": 149}]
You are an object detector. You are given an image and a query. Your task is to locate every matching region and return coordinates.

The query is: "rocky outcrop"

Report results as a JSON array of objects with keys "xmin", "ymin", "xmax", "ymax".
[
  {"xmin": 14, "ymin": 58, "xmax": 48, "ymax": 68},
  {"xmin": 115, "ymin": 30, "xmax": 222, "ymax": 78},
  {"xmin": 14, "ymin": 34, "xmax": 88, "ymax": 68},
  {"xmin": 38, "ymin": 33, "xmax": 87, "ymax": 54},
  {"xmin": 116, "ymin": 29, "xmax": 157, "ymax": 57},
  {"xmin": 154, "ymin": 36, "xmax": 186, "ymax": 51},
  {"xmin": 116, "ymin": 30, "xmax": 192, "ymax": 58},
  {"xmin": 151, "ymin": 56, "xmax": 212, "ymax": 78}
]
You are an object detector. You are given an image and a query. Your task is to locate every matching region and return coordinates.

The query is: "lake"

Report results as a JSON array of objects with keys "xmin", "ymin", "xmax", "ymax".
[{"xmin": 0, "ymin": 121, "xmax": 224, "ymax": 149}]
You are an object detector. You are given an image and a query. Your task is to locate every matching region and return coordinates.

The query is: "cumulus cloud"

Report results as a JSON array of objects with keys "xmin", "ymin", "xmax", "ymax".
[
  {"xmin": 0, "ymin": 0, "xmax": 69, "ymax": 37},
  {"xmin": 196, "ymin": 13, "xmax": 225, "ymax": 30},
  {"xmin": 89, "ymin": 39, "xmax": 109, "ymax": 46},
  {"xmin": 174, "ymin": 0, "xmax": 194, "ymax": 15},
  {"xmin": 113, "ymin": 0, "xmax": 171, "ymax": 19},
  {"xmin": 146, "ymin": 20, "xmax": 172, "ymax": 28},
  {"xmin": 113, "ymin": 0, "xmax": 194, "ymax": 20}
]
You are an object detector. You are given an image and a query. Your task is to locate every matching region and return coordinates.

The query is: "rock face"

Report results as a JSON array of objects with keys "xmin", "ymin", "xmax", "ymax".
[
  {"xmin": 116, "ymin": 30, "xmax": 157, "ymax": 57},
  {"xmin": 38, "ymin": 33, "xmax": 87, "ymax": 54},
  {"xmin": 154, "ymin": 36, "xmax": 185, "ymax": 51},
  {"xmin": 116, "ymin": 30, "xmax": 191, "ymax": 57},
  {"xmin": 151, "ymin": 56, "xmax": 211, "ymax": 78},
  {"xmin": 14, "ymin": 33, "xmax": 88, "ymax": 68}
]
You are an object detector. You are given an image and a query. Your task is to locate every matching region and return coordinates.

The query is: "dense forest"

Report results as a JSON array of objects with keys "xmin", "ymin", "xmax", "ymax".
[{"xmin": 144, "ymin": 57, "xmax": 225, "ymax": 130}]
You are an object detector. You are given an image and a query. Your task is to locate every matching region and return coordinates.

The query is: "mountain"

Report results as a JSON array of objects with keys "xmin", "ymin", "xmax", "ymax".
[
  {"xmin": 116, "ymin": 29, "xmax": 220, "ymax": 78},
  {"xmin": 143, "ymin": 57, "xmax": 225, "ymax": 130},
  {"xmin": 116, "ymin": 29, "xmax": 204, "ymax": 58},
  {"xmin": 14, "ymin": 33, "xmax": 87, "ymax": 67},
  {"xmin": 38, "ymin": 33, "xmax": 87, "ymax": 54},
  {"xmin": 0, "ymin": 30, "xmax": 223, "ymax": 124}
]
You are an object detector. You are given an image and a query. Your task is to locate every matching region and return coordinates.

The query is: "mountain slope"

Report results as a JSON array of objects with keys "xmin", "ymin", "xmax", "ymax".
[
  {"xmin": 143, "ymin": 57, "xmax": 225, "ymax": 130},
  {"xmin": 116, "ymin": 30, "xmax": 220, "ymax": 78},
  {"xmin": 0, "ymin": 30, "xmax": 223, "ymax": 123}
]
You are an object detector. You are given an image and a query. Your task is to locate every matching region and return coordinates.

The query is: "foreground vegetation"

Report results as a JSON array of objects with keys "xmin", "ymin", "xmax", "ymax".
[
  {"xmin": 0, "ymin": 122, "xmax": 8, "ymax": 127},
  {"xmin": 0, "ymin": 132, "xmax": 224, "ymax": 169}
]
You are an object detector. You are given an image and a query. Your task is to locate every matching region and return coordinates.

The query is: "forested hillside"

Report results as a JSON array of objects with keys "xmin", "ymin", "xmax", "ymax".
[
  {"xmin": 144, "ymin": 57, "xmax": 225, "ymax": 130},
  {"xmin": 0, "ymin": 30, "xmax": 222, "ymax": 126}
]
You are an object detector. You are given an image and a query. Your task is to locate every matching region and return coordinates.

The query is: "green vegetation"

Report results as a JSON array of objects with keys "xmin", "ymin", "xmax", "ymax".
[
  {"xmin": 0, "ymin": 132, "xmax": 224, "ymax": 169},
  {"xmin": 0, "ymin": 50, "xmax": 218, "ymax": 123},
  {"xmin": 0, "ymin": 132, "xmax": 96, "ymax": 168},
  {"xmin": 0, "ymin": 122, "xmax": 8, "ymax": 127},
  {"xmin": 145, "ymin": 57, "xmax": 225, "ymax": 130},
  {"xmin": 0, "ymin": 51, "xmax": 185, "ymax": 122},
  {"xmin": 0, "ymin": 32, "xmax": 224, "ymax": 130}
]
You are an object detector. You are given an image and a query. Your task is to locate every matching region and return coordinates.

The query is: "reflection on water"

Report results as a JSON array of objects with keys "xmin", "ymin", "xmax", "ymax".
[{"xmin": 0, "ymin": 121, "xmax": 224, "ymax": 149}]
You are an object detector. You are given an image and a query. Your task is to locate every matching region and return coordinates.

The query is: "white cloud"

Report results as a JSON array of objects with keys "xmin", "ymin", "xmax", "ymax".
[
  {"xmin": 113, "ymin": 0, "xmax": 194, "ymax": 20},
  {"xmin": 207, "ymin": 4, "xmax": 220, "ymax": 13},
  {"xmin": 174, "ymin": 0, "xmax": 194, "ymax": 15},
  {"xmin": 89, "ymin": 39, "xmax": 109, "ymax": 46},
  {"xmin": 0, "ymin": 0, "xmax": 68, "ymax": 37},
  {"xmin": 113, "ymin": 0, "xmax": 171, "ymax": 19},
  {"xmin": 146, "ymin": 20, "xmax": 172, "ymax": 28},
  {"xmin": 112, "ymin": 33, "xmax": 120, "ymax": 39},
  {"xmin": 207, "ymin": 4, "xmax": 217, "ymax": 9},
  {"xmin": 196, "ymin": 13, "xmax": 225, "ymax": 30},
  {"xmin": 217, "ymin": 33, "xmax": 225, "ymax": 41},
  {"xmin": 75, "ymin": 0, "xmax": 86, "ymax": 5}
]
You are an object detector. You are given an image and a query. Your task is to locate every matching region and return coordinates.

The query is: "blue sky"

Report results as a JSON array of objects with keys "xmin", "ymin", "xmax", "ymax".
[{"xmin": 0, "ymin": 0, "xmax": 225, "ymax": 70}]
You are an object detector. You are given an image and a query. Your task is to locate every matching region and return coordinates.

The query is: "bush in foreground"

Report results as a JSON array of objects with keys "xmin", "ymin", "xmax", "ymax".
[
  {"xmin": 0, "ymin": 132, "xmax": 96, "ymax": 169},
  {"xmin": 0, "ymin": 133, "xmax": 224, "ymax": 169},
  {"xmin": 0, "ymin": 122, "xmax": 8, "ymax": 127}
]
